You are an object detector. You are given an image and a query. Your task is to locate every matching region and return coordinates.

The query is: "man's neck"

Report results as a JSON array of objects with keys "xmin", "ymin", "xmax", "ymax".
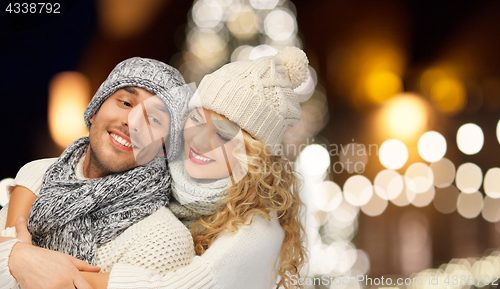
[{"xmin": 83, "ymin": 146, "xmax": 109, "ymax": 179}]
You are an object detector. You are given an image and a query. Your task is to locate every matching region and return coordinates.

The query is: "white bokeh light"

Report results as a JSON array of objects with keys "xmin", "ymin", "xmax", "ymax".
[
  {"xmin": 313, "ymin": 181, "xmax": 343, "ymax": 212},
  {"xmin": 418, "ymin": 131, "xmax": 447, "ymax": 162},
  {"xmin": 360, "ymin": 192, "xmax": 388, "ymax": 216},
  {"xmin": 343, "ymin": 175, "xmax": 373, "ymax": 207},
  {"xmin": 249, "ymin": 0, "xmax": 279, "ymax": 10},
  {"xmin": 192, "ymin": 0, "xmax": 224, "ymax": 28},
  {"xmin": 374, "ymin": 169, "xmax": 404, "ymax": 200},
  {"xmin": 497, "ymin": 120, "xmax": 500, "ymax": 145},
  {"xmin": 299, "ymin": 144, "xmax": 330, "ymax": 176},
  {"xmin": 456, "ymin": 163, "xmax": 483, "ymax": 194},
  {"xmin": 404, "ymin": 163, "xmax": 434, "ymax": 194},
  {"xmin": 379, "ymin": 139, "xmax": 409, "ymax": 170},
  {"xmin": 456, "ymin": 123, "xmax": 484, "ymax": 155},
  {"xmin": 264, "ymin": 9, "xmax": 296, "ymax": 41},
  {"xmin": 457, "ymin": 191, "xmax": 484, "ymax": 219},
  {"xmin": 484, "ymin": 168, "xmax": 500, "ymax": 199},
  {"xmin": 411, "ymin": 186, "xmax": 435, "ymax": 207},
  {"xmin": 248, "ymin": 44, "xmax": 278, "ymax": 60},
  {"xmin": 430, "ymin": 158, "xmax": 456, "ymax": 188},
  {"xmin": 482, "ymin": 196, "xmax": 500, "ymax": 223}
]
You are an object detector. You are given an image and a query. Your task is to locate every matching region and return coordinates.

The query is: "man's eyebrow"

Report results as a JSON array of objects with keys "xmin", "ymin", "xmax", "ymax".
[
  {"xmin": 153, "ymin": 103, "xmax": 169, "ymax": 115},
  {"xmin": 122, "ymin": 87, "xmax": 138, "ymax": 95}
]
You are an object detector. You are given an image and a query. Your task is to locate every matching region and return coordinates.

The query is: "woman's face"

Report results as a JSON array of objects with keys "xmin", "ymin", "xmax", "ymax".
[{"xmin": 183, "ymin": 107, "xmax": 241, "ymax": 181}]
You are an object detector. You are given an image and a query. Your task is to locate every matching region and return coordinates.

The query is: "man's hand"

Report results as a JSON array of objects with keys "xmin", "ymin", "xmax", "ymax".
[{"xmin": 8, "ymin": 217, "xmax": 101, "ymax": 289}]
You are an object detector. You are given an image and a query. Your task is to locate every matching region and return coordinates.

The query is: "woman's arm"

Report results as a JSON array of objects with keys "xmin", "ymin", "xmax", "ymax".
[
  {"xmin": 106, "ymin": 214, "xmax": 284, "ymax": 289},
  {"xmin": 5, "ymin": 186, "xmax": 37, "ymax": 228},
  {"xmin": 81, "ymin": 272, "xmax": 110, "ymax": 289}
]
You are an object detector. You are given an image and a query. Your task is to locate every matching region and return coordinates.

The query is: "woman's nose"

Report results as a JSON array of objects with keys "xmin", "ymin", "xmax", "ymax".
[{"xmin": 192, "ymin": 126, "xmax": 214, "ymax": 152}]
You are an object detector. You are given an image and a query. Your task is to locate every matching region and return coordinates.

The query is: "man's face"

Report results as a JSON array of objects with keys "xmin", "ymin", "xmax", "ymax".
[{"xmin": 88, "ymin": 87, "xmax": 167, "ymax": 174}]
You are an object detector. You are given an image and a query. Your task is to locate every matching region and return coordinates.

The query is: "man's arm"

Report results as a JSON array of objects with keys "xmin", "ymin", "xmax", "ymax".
[{"xmin": 2, "ymin": 217, "xmax": 100, "ymax": 289}]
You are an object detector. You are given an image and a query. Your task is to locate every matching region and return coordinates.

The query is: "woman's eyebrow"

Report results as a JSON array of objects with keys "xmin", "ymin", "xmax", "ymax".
[
  {"xmin": 153, "ymin": 103, "xmax": 169, "ymax": 114},
  {"xmin": 195, "ymin": 107, "xmax": 205, "ymax": 119}
]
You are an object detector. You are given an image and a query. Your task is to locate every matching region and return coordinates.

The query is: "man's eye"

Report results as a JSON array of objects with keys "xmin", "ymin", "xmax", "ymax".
[{"xmin": 120, "ymin": 100, "xmax": 132, "ymax": 107}]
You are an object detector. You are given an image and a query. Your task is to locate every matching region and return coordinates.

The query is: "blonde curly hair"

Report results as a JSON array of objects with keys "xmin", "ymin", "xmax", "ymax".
[{"xmin": 191, "ymin": 110, "xmax": 308, "ymax": 289}]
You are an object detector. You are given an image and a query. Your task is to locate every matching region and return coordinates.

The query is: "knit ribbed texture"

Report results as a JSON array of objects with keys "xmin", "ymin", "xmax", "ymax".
[
  {"xmin": 190, "ymin": 46, "xmax": 308, "ymax": 155},
  {"xmin": 84, "ymin": 57, "xmax": 192, "ymax": 160},
  {"xmin": 108, "ymin": 258, "xmax": 217, "ymax": 289},
  {"xmin": 0, "ymin": 239, "xmax": 21, "ymax": 289},
  {"xmin": 7, "ymin": 158, "xmax": 57, "ymax": 197}
]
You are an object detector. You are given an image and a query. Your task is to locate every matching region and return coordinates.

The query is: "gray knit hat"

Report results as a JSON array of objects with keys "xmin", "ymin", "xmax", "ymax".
[{"xmin": 84, "ymin": 57, "xmax": 192, "ymax": 160}]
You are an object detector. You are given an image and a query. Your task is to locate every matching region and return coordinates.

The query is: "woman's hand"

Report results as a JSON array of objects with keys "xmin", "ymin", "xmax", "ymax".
[{"xmin": 6, "ymin": 216, "xmax": 101, "ymax": 289}]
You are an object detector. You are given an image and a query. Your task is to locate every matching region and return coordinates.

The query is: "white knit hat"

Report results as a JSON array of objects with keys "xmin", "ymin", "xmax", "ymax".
[{"xmin": 189, "ymin": 46, "xmax": 309, "ymax": 155}]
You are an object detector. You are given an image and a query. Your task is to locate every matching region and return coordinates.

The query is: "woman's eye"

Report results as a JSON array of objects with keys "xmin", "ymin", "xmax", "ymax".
[
  {"xmin": 190, "ymin": 114, "xmax": 200, "ymax": 123},
  {"xmin": 217, "ymin": 132, "xmax": 231, "ymax": 142}
]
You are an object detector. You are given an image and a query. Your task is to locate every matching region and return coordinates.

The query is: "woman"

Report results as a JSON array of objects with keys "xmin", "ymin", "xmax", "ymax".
[{"xmin": 2, "ymin": 46, "xmax": 309, "ymax": 289}]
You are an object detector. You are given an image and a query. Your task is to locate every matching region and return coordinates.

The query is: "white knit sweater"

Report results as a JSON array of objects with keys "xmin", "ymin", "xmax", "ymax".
[{"xmin": 0, "ymin": 159, "xmax": 284, "ymax": 289}]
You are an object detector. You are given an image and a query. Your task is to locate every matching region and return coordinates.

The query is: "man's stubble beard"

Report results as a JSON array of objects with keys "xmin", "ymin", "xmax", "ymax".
[{"xmin": 87, "ymin": 124, "xmax": 137, "ymax": 177}]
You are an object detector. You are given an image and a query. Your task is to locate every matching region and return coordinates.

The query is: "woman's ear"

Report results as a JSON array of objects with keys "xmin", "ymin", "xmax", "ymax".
[{"xmin": 89, "ymin": 115, "xmax": 95, "ymax": 124}]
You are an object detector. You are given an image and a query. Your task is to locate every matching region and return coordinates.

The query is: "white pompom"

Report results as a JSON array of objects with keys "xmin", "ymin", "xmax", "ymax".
[{"xmin": 276, "ymin": 46, "xmax": 309, "ymax": 89}]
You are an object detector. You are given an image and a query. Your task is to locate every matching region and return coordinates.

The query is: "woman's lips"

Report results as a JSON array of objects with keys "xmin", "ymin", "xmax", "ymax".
[{"xmin": 189, "ymin": 147, "xmax": 215, "ymax": 165}]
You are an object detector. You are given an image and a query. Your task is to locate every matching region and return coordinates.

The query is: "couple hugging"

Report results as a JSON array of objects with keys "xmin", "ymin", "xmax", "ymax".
[{"xmin": 0, "ymin": 46, "xmax": 309, "ymax": 289}]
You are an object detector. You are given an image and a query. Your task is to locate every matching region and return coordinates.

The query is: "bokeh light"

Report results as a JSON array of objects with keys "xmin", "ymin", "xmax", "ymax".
[
  {"xmin": 227, "ymin": 5, "xmax": 259, "ymax": 39},
  {"xmin": 0, "ymin": 178, "xmax": 14, "ymax": 207},
  {"xmin": 343, "ymin": 175, "xmax": 373, "ymax": 207},
  {"xmin": 299, "ymin": 144, "xmax": 331, "ymax": 176},
  {"xmin": 381, "ymin": 94, "xmax": 429, "ymax": 141},
  {"xmin": 390, "ymin": 185, "xmax": 413, "ymax": 207},
  {"xmin": 411, "ymin": 186, "xmax": 435, "ymax": 207},
  {"xmin": 264, "ymin": 9, "xmax": 296, "ymax": 41},
  {"xmin": 433, "ymin": 185, "xmax": 459, "ymax": 214},
  {"xmin": 482, "ymin": 196, "xmax": 500, "ymax": 223},
  {"xmin": 457, "ymin": 191, "xmax": 483, "ymax": 219},
  {"xmin": 360, "ymin": 192, "xmax": 388, "ymax": 216},
  {"xmin": 456, "ymin": 123, "xmax": 484, "ymax": 155},
  {"xmin": 379, "ymin": 139, "xmax": 408, "ymax": 170},
  {"xmin": 456, "ymin": 163, "xmax": 483, "ymax": 194},
  {"xmin": 497, "ymin": 120, "xmax": 500, "ymax": 145},
  {"xmin": 188, "ymin": 29, "xmax": 228, "ymax": 68},
  {"xmin": 48, "ymin": 72, "xmax": 90, "ymax": 149},
  {"xmin": 365, "ymin": 70, "xmax": 402, "ymax": 103},
  {"xmin": 484, "ymin": 168, "xmax": 500, "ymax": 199},
  {"xmin": 192, "ymin": 0, "xmax": 224, "ymax": 28},
  {"xmin": 313, "ymin": 181, "xmax": 343, "ymax": 212},
  {"xmin": 418, "ymin": 131, "xmax": 447, "ymax": 162},
  {"xmin": 430, "ymin": 158, "xmax": 456, "ymax": 188},
  {"xmin": 374, "ymin": 169, "xmax": 404, "ymax": 200},
  {"xmin": 250, "ymin": 0, "xmax": 279, "ymax": 10},
  {"xmin": 230, "ymin": 45, "xmax": 254, "ymax": 62},
  {"xmin": 430, "ymin": 78, "xmax": 466, "ymax": 114},
  {"xmin": 294, "ymin": 66, "xmax": 317, "ymax": 102},
  {"xmin": 248, "ymin": 44, "xmax": 278, "ymax": 60},
  {"xmin": 404, "ymin": 163, "xmax": 434, "ymax": 194}
]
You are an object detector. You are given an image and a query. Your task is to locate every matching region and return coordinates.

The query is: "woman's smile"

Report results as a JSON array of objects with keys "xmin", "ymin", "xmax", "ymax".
[{"xmin": 189, "ymin": 147, "xmax": 216, "ymax": 165}]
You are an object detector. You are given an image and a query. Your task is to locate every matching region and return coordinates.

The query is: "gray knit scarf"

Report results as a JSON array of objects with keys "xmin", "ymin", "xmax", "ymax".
[
  {"xmin": 28, "ymin": 137, "xmax": 171, "ymax": 265},
  {"xmin": 168, "ymin": 155, "xmax": 231, "ymax": 229}
]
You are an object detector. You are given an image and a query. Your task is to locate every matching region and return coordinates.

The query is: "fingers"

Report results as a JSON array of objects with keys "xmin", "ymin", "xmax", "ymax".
[
  {"xmin": 67, "ymin": 255, "xmax": 101, "ymax": 272},
  {"xmin": 15, "ymin": 216, "xmax": 32, "ymax": 244},
  {"xmin": 73, "ymin": 274, "xmax": 94, "ymax": 289}
]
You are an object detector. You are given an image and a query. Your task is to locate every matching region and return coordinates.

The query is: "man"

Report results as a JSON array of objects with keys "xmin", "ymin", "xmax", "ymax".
[{"xmin": 0, "ymin": 57, "xmax": 191, "ymax": 289}]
